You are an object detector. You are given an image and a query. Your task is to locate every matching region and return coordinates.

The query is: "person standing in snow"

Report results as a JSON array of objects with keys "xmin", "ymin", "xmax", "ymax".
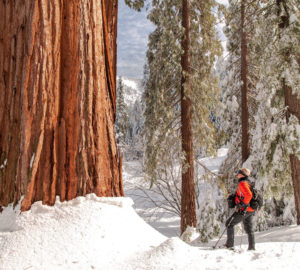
[{"xmin": 225, "ymin": 168, "xmax": 255, "ymax": 250}]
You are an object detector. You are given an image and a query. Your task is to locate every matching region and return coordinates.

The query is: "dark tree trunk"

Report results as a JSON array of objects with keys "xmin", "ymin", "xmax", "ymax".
[
  {"xmin": 284, "ymin": 79, "xmax": 300, "ymax": 225},
  {"xmin": 289, "ymin": 154, "xmax": 300, "ymax": 225},
  {"xmin": 0, "ymin": 0, "xmax": 123, "ymax": 211},
  {"xmin": 277, "ymin": 0, "xmax": 300, "ymax": 225},
  {"xmin": 284, "ymin": 78, "xmax": 300, "ymax": 225},
  {"xmin": 240, "ymin": 0, "xmax": 250, "ymax": 163},
  {"xmin": 180, "ymin": 0, "xmax": 196, "ymax": 234}
]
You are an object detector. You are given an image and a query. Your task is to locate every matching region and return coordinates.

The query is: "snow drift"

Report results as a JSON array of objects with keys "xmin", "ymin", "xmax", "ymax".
[
  {"xmin": 1, "ymin": 194, "xmax": 300, "ymax": 270},
  {"xmin": 0, "ymin": 195, "xmax": 165, "ymax": 270}
]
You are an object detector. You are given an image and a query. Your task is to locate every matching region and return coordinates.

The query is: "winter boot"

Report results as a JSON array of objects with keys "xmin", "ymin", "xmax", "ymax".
[{"xmin": 247, "ymin": 233, "xmax": 255, "ymax": 250}]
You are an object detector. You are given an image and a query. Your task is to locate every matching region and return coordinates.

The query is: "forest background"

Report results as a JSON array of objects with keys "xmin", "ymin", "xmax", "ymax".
[{"xmin": 115, "ymin": 0, "xmax": 300, "ymax": 240}]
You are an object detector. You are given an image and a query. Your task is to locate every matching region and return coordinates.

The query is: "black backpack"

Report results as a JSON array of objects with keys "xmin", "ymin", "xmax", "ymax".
[{"xmin": 249, "ymin": 184, "xmax": 263, "ymax": 210}]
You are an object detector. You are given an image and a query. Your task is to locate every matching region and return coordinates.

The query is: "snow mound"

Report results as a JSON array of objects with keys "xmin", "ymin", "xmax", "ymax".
[
  {"xmin": 0, "ymin": 194, "xmax": 166, "ymax": 270},
  {"xmin": 128, "ymin": 237, "xmax": 200, "ymax": 270}
]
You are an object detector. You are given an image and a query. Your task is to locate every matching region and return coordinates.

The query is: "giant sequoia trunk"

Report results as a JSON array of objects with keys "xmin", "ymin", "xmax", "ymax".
[
  {"xmin": 240, "ymin": 0, "xmax": 250, "ymax": 163},
  {"xmin": 0, "ymin": 0, "xmax": 124, "ymax": 211},
  {"xmin": 180, "ymin": 0, "xmax": 196, "ymax": 234}
]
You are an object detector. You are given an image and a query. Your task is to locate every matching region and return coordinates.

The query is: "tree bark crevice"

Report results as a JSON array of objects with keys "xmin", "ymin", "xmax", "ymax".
[{"xmin": 0, "ymin": 0, "xmax": 123, "ymax": 210}]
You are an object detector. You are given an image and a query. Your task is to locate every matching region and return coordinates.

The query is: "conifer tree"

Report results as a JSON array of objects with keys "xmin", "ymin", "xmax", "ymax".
[
  {"xmin": 246, "ymin": 0, "xmax": 300, "ymax": 224},
  {"xmin": 115, "ymin": 77, "xmax": 129, "ymax": 145},
  {"xmin": 221, "ymin": 0, "xmax": 300, "ymax": 226},
  {"xmin": 143, "ymin": 0, "xmax": 222, "ymax": 234},
  {"xmin": 277, "ymin": 0, "xmax": 300, "ymax": 225},
  {"xmin": 218, "ymin": 0, "xmax": 260, "ymax": 190}
]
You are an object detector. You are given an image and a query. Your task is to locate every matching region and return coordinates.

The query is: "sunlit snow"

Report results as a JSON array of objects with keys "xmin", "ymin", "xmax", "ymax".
[{"xmin": 1, "ymin": 149, "xmax": 299, "ymax": 270}]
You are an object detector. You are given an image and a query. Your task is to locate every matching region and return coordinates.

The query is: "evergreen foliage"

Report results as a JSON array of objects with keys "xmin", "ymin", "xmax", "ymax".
[
  {"xmin": 126, "ymin": 0, "xmax": 300, "ymax": 238},
  {"xmin": 115, "ymin": 77, "xmax": 130, "ymax": 145},
  {"xmin": 217, "ymin": 0, "xmax": 260, "ymax": 191},
  {"xmin": 244, "ymin": 1, "xmax": 300, "ymax": 194},
  {"xmin": 143, "ymin": 0, "xmax": 223, "ymax": 184},
  {"xmin": 244, "ymin": 0, "xmax": 300, "ymax": 226},
  {"xmin": 141, "ymin": 0, "xmax": 223, "ymax": 238},
  {"xmin": 218, "ymin": 0, "xmax": 300, "ymax": 228}
]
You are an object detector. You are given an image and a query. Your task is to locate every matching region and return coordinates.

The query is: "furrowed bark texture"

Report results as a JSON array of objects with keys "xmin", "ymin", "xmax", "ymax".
[
  {"xmin": 180, "ymin": 0, "xmax": 196, "ymax": 234},
  {"xmin": 0, "ymin": 0, "xmax": 123, "ymax": 211},
  {"xmin": 240, "ymin": 0, "xmax": 250, "ymax": 163}
]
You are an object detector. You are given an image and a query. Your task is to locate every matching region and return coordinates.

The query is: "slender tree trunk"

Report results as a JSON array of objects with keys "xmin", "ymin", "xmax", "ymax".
[
  {"xmin": 277, "ymin": 0, "xmax": 300, "ymax": 225},
  {"xmin": 284, "ymin": 77, "xmax": 300, "ymax": 225},
  {"xmin": 180, "ymin": 0, "xmax": 196, "ymax": 234},
  {"xmin": 240, "ymin": 0, "xmax": 250, "ymax": 163},
  {"xmin": 289, "ymin": 155, "xmax": 300, "ymax": 225},
  {"xmin": 284, "ymin": 78, "xmax": 300, "ymax": 225},
  {"xmin": 0, "ymin": 0, "xmax": 123, "ymax": 211}
]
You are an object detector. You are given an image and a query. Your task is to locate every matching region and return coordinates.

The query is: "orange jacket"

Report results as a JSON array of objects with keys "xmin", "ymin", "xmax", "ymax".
[{"xmin": 235, "ymin": 180, "xmax": 254, "ymax": 212}]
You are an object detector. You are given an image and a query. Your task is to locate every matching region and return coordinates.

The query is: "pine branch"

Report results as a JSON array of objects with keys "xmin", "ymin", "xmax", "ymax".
[{"xmin": 194, "ymin": 159, "xmax": 223, "ymax": 178}]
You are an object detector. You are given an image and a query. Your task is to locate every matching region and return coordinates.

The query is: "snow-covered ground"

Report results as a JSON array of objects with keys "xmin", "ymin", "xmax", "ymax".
[
  {"xmin": 1, "ymin": 194, "xmax": 300, "ymax": 270},
  {"xmin": 123, "ymin": 148, "xmax": 229, "ymax": 238},
  {"xmin": 123, "ymin": 158, "xmax": 181, "ymax": 238},
  {"xmin": 1, "ymin": 148, "xmax": 300, "ymax": 269}
]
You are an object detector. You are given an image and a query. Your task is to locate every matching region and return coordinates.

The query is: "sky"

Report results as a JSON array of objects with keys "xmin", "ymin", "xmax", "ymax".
[
  {"xmin": 117, "ymin": 1, "xmax": 154, "ymax": 79},
  {"xmin": 117, "ymin": 0, "xmax": 229, "ymax": 79}
]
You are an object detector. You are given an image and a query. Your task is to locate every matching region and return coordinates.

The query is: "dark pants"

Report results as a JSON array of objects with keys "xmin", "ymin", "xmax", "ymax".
[{"xmin": 225, "ymin": 211, "xmax": 255, "ymax": 250}]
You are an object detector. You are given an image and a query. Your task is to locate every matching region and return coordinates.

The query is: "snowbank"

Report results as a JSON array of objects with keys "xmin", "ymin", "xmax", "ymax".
[
  {"xmin": 1, "ymin": 195, "xmax": 300, "ymax": 270},
  {"xmin": 0, "ymin": 195, "xmax": 165, "ymax": 270}
]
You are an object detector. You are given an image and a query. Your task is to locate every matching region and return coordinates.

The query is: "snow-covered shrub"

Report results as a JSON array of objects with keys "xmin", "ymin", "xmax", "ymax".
[
  {"xmin": 195, "ymin": 168, "xmax": 227, "ymax": 243},
  {"xmin": 181, "ymin": 226, "xmax": 200, "ymax": 243},
  {"xmin": 197, "ymin": 201, "xmax": 222, "ymax": 243}
]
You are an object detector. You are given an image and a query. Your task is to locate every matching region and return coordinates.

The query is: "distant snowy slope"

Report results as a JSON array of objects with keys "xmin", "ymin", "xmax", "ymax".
[{"xmin": 118, "ymin": 77, "xmax": 143, "ymax": 108}]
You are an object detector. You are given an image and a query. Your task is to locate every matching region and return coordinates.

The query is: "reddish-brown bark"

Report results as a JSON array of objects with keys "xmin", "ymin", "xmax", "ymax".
[
  {"xmin": 277, "ymin": 0, "xmax": 300, "ymax": 225},
  {"xmin": 240, "ymin": 0, "xmax": 250, "ymax": 163},
  {"xmin": 0, "ymin": 0, "xmax": 123, "ymax": 211},
  {"xmin": 180, "ymin": 0, "xmax": 197, "ymax": 234},
  {"xmin": 284, "ymin": 82, "xmax": 300, "ymax": 225}
]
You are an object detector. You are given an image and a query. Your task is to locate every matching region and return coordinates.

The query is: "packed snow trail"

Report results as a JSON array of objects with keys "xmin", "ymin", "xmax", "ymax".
[{"xmin": 1, "ymin": 195, "xmax": 300, "ymax": 270}]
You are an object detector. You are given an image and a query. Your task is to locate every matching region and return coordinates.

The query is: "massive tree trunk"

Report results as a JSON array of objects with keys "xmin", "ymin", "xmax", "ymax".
[
  {"xmin": 0, "ymin": 0, "xmax": 123, "ymax": 211},
  {"xmin": 240, "ymin": 0, "xmax": 250, "ymax": 163},
  {"xmin": 180, "ymin": 0, "xmax": 196, "ymax": 234}
]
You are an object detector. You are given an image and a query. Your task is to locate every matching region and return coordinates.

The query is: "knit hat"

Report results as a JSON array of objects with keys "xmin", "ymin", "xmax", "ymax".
[{"xmin": 238, "ymin": 168, "xmax": 251, "ymax": 177}]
